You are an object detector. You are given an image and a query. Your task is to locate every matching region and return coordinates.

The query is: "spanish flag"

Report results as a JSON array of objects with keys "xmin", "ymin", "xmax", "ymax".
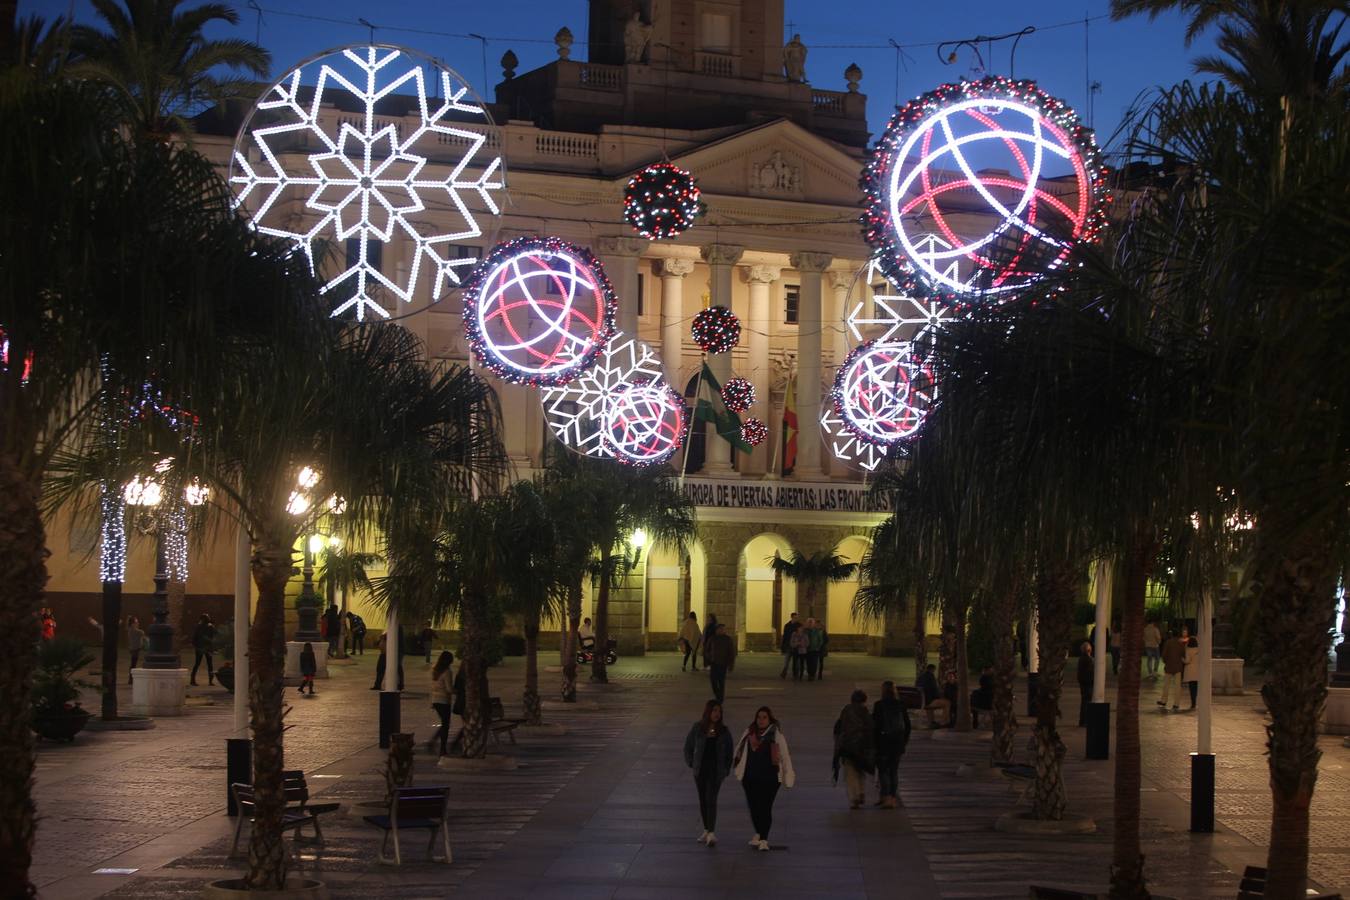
[{"xmin": 782, "ymin": 373, "xmax": 798, "ymax": 476}]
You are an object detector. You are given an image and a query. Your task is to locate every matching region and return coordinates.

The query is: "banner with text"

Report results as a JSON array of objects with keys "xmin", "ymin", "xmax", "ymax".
[{"xmin": 681, "ymin": 477, "xmax": 890, "ymax": 514}]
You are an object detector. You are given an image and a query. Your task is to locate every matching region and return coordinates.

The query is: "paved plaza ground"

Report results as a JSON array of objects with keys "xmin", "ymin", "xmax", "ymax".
[{"xmin": 30, "ymin": 650, "xmax": 1350, "ymax": 899}]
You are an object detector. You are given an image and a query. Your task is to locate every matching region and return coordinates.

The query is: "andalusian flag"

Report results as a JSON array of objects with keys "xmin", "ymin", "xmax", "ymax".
[
  {"xmin": 691, "ymin": 361, "xmax": 752, "ymax": 454},
  {"xmin": 782, "ymin": 373, "xmax": 798, "ymax": 476}
]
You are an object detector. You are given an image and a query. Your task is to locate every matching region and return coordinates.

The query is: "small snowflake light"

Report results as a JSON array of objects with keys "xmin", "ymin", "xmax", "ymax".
[
  {"xmin": 604, "ymin": 380, "xmax": 687, "ymax": 466},
  {"xmin": 720, "ymin": 377, "xmax": 755, "ymax": 413},
  {"xmin": 821, "ymin": 403, "xmax": 893, "ymax": 471},
  {"xmin": 741, "ymin": 418, "xmax": 768, "ymax": 447},
  {"xmin": 463, "ymin": 236, "xmax": 617, "ymax": 386},
  {"xmin": 861, "ymin": 75, "xmax": 1107, "ymax": 306},
  {"xmin": 850, "ymin": 257, "xmax": 954, "ymax": 346},
  {"xmin": 833, "ymin": 341, "xmax": 936, "ymax": 446},
  {"xmin": 623, "ymin": 162, "xmax": 701, "ymax": 240},
  {"xmin": 229, "ymin": 45, "xmax": 505, "ymax": 321},
  {"xmin": 691, "ymin": 306, "xmax": 740, "ymax": 354}
]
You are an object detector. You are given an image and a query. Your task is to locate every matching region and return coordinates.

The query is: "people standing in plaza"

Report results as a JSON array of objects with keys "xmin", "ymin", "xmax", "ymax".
[
  {"xmin": 125, "ymin": 616, "xmax": 144, "ymax": 684},
  {"xmin": 734, "ymin": 706, "xmax": 795, "ymax": 851},
  {"xmin": 873, "ymin": 681, "xmax": 911, "ymax": 808},
  {"xmin": 779, "ymin": 612, "xmax": 801, "ymax": 679},
  {"xmin": 346, "ymin": 611, "xmax": 367, "ymax": 655},
  {"xmin": 1182, "ymin": 626, "xmax": 1199, "ymax": 710},
  {"xmin": 1077, "ymin": 641, "xmax": 1094, "ymax": 726},
  {"xmin": 298, "ymin": 642, "xmax": 317, "ymax": 695},
  {"xmin": 684, "ymin": 699, "xmax": 734, "ymax": 847},
  {"xmin": 429, "ymin": 651, "xmax": 456, "ymax": 756},
  {"xmin": 419, "ymin": 620, "xmax": 436, "ymax": 664},
  {"xmin": 833, "ymin": 689, "xmax": 876, "ymax": 809},
  {"xmin": 1158, "ymin": 627, "xmax": 1185, "ymax": 711},
  {"xmin": 323, "ymin": 604, "xmax": 340, "ymax": 656},
  {"xmin": 679, "ymin": 611, "xmax": 703, "ymax": 672},
  {"xmin": 804, "ymin": 617, "xmax": 825, "ymax": 680},
  {"xmin": 190, "ymin": 614, "xmax": 216, "ymax": 686},
  {"xmin": 1143, "ymin": 619, "xmax": 1162, "ymax": 677},
  {"xmin": 702, "ymin": 613, "xmax": 718, "ymax": 656},
  {"xmin": 917, "ymin": 663, "xmax": 951, "ymax": 727},
  {"xmin": 705, "ymin": 622, "xmax": 737, "ymax": 703},
  {"xmin": 789, "ymin": 619, "xmax": 809, "ymax": 680}
]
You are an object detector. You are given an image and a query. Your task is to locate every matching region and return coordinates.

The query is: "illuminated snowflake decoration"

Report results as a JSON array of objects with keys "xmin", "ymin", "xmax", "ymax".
[
  {"xmin": 820, "ymin": 404, "xmax": 891, "ymax": 472},
  {"xmin": 861, "ymin": 75, "xmax": 1107, "ymax": 306},
  {"xmin": 833, "ymin": 341, "xmax": 936, "ymax": 447},
  {"xmin": 463, "ymin": 236, "xmax": 617, "ymax": 386},
  {"xmin": 229, "ymin": 45, "xmax": 505, "ymax": 321},
  {"xmin": 542, "ymin": 335, "xmax": 685, "ymax": 465},
  {"xmin": 849, "ymin": 256, "xmax": 954, "ymax": 346}
]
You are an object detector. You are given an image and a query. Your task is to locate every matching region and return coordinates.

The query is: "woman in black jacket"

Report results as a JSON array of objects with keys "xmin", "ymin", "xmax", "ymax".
[
  {"xmin": 872, "ymin": 681, "xmax": 911, "ymax": 808},
  {"xmin": 683, "ymin": 699, "xmax": 734, "ymax": 847}
]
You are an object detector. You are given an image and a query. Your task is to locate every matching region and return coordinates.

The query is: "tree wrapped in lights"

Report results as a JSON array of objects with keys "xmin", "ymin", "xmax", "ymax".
[
  {"xmin": 860, "ymin": 75, "xmax": 1108, "ymax": 307},
  {"xmin": 463, "ymin": 236, "xmax": 618, "ymax": 386},
  {"xmin": 691, "ymin": 305, "xmax": 740, "ymax": 354},
  {"xmin": 741, "ymin": 418, "xmax": 768, "ymax": 446},
  {"xmin": 720, "ymin": 377, "xmax": 755, "ymax": 413},
  {"xmin": 623, "ymin": 162, "xmax": 701, "ymax": 240}
]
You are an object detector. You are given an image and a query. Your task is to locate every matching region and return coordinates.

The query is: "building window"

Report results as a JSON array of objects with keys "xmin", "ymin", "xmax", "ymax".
[
  {"xmin": 637, "ymin": 273, "xmax": 646, "ymax": 317},
  {"xmin": 700, "ymin": 12, "xmax": 731, "ymax": 52},
  {"xmin": 784, "ymin": 284, "xmax": 799, "ymax": 324}
]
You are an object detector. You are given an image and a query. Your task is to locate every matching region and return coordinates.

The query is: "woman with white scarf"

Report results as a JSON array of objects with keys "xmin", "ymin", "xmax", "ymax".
[{"xmin": 733, "ymin": 706, "xmax": 795, "ymax": 851}]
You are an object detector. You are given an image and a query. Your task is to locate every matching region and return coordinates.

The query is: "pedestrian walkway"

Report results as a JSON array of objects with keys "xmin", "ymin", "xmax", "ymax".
[{"xmin": 30, "ymin": 651, "xmax": 1350, "ymax": 898}]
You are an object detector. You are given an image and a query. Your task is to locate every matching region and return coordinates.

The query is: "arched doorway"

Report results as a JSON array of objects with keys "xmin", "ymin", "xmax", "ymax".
[
  {"xmin": 644, "ymin": 538, "xmax": 707, "ymax": 649},
  {"xmin": 737, "ymin": 533, "xmax": 797, "ymax": 651},
  {"xmin": 826, "ymin": 534, "xmax": 871, "ymax": 651}
]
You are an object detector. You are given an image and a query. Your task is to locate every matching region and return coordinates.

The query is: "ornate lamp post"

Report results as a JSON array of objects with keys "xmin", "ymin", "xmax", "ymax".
[{"xmin": 288, "ymin": 467, "xmax": 323, "ymax": 641}]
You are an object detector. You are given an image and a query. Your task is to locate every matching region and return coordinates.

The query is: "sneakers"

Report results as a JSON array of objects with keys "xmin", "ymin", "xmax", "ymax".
[
  {"xmin": 704, "ymin": 832, "xmax": 717, "ymax": 847},
  {"xmin": 749, "ymin": 834, "xmax": 761, "ymax": 846},
  {"xmin": 757, "ymin": 839, "xmax": 770, "ymax": 851},
  {"xmin": 698, "ymin": 831, "xmax": 709, "ymax": 844},
  {"xmin": 1155, "ymin": 700, "xmax": 1166, "ymax": 707}
]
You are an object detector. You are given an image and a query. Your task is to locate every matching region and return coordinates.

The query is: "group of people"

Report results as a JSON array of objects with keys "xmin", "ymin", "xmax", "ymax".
[
  {"xmin": 778, "ymin": 612, "xmax": 829, "ymax": 681},
  {"xmin": 1152, "ymin": 622, "xmax": 1201, "ymax": 712}
]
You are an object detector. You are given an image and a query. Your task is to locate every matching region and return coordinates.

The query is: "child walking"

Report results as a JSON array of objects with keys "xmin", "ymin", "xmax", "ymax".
[{"xmin": 298, "ymin": 642, "xmax": 317, "ymax": 695}]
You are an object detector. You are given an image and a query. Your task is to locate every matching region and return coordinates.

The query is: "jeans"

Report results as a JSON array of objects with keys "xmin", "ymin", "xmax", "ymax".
[
  {"xmin": 328, "ymin": 636, "xmax": 339, "ymax": 656},
  {"xmin": 683, "ymin": 642, "xmax": 699, "ymax": 670},
  {"xmin": 127, "ymin": 650, "xmax": 140, "ymax": 684},
  {"xmin": 432, "ymin": 702, "xmax": 452, "ymax": 754},
  {"xmin": 695, "ymin": 771, "xmax": 723, "ymax": 831},
  {"xmin": 1159, "ymin": 671, "xmax": 1182, "ymax": 706},
  {"xmin": 709, "ymin": 664, "xmax": 727, "ymax": 703},
  {"xmin": 1187, "ymin": 680, "xmax": 1198, "ymax": 708},
  {"xmin": 792, "ymin": 653, "xmax": 806, "ymax": 680},
  {"xmin": 805, "ymin": 651, "xmax": 819, "ymax": 679},
  {"xmin": 351, "ymin": 633, "xmax": 365, "ymax": 655},
  {"xmin": 374, "ymin": 654, "xmax": 405, "ymax": 691},
  {"xmin": 743, "ymin": 778, "xmax": 780, "ymax": 839},
  {"xmin": 877, "ymin": 749, "xmax": 901, "ymax": 799},
  {"xmin": 1144, "ymin": 646, "xmax": 1160, "ymax": 674},
  {"xmin": 842, "ymin": 760, "xmax": 868, "ymax": 806},
  {"xmin": 191, "ymin": 650, "xmax": 213, "ymax": 683},
  {"xmin": 1110, "ymin": 648, "xmax": 1120, "ymax": 674},
  {"xmin": 779, "ymin": 651, "xmax": 792, "ymax": 677}
]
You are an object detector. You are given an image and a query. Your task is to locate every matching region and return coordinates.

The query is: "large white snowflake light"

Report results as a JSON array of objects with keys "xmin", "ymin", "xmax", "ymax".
[
  {"xmin": 820, "ymin": 404, "xmax": 890, "ymax": 472},
  {"xmin": 230, "ymin": 45, "xmax": 505, "ymax": 320},
  {"xmin": 849, "ymin": 255, "xmax": 954, "ymax": 346}
]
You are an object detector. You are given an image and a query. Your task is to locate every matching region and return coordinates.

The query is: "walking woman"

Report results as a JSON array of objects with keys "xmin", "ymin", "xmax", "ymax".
[
  {"xmin": 683, "ymin": 699, "xmax": 734, "ymax": 846},
  {"xmin": 833, "ymin": 689, "xmax": 876, "ymax": 809},
  {"xmin": 733, "ymin": 706, "xmax": 795, "ymax": 851},
  {"xmin": 190, "ymin": 614, "xmax": 216, "ymax": 686},
  {"xmin": 872, "ymin": 681, "xmax": 911, "ymax": 808},
  {"xmin": 125, "ymin": 616, "xmax": 144, "ymax": 685},
  {"xmin": 679, "ymin": 611, "xmax": 703, "ymax": 672},
  {"xmin": 429, "ymin": 651, "xmax": 456, "ymax": 756}
]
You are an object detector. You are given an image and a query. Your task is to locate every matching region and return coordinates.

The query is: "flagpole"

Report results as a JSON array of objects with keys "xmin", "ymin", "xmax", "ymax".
[
  {"xmin": 769, "ymin": 357, "xmax": 795, "ymax": 479},
  {"xmin": 678, "ymin": 354, "xmax": 706, "ymax": 486}
]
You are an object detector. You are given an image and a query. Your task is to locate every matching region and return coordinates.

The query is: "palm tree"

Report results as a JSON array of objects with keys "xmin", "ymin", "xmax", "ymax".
[
  {"xmin": 769, "ymin": 550, "xmax": 857, "ymax": 623},
  {"xmin": 540, "ymin": 451, "xmax": 602, "ymax": 702},
  {"xmin": 68, "ymin": 0, "xmax": 269, "ymax": 140}
]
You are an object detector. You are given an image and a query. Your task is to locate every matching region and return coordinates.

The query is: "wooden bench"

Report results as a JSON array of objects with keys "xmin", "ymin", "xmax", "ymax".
[
  {"xmin": 1237, "ymin": 865, "xmax": 1342, "ymax": 900},
  {"xmin": 1029, "ymin": 888, "xmax": 1098, "ymax": 899},
  {"xmin": 229, "ymin": 771, "xmax": 339, "ymax": 859},
  {"xmin": 488, "ymin": 696, "xmax": 526, "ymax": 746},
  {"xmin": 897, "ymin": 686, "xmax": 925, "ymax": 710},
  {"xmin": 362, "ymin": 785, "xmax": 452, "ymax": 865}
]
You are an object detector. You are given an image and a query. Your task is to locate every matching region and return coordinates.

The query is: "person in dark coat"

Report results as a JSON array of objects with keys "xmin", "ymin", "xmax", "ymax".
[
  {"xmin": 1077, "ymin": 641, "xmax": 1094, "ymax": 726},
  {"xmin": 322, "ymin": 605, "xmax": 341, "ymax": 655},
  {"xmin": 833, "ymin": 689, "xmax": 876, "ymax": 809},
  {"xmin": 872, "ymin": 681, "xmax": 911, "ymax": 808},
  {"xmin": 372, "ymin": 632, "xmax": 405, "ymax": 691},
  {"xmin": 778, "ymin": 612, "xmax": 801, "ymax": 679},
  {"xmin": 190, "ymin": 614, "xmax": 216, "ymax": 686},
  {"xmin": 683, "ymin": 699, "xmax": 734, "ymax": 846},
  {"xmin": 346, "ymin": 611, "xmax": 367, "ymax": 655},
  {"xmin": 704, "ymin": 623, "xmax": 736, "ymax": 703},
  {"xmin": 298, "ymin": 642, "xmax": 317, "ymax": 695}
]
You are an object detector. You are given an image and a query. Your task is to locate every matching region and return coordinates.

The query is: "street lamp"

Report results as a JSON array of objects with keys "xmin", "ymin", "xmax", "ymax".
[{"xmin": 124, "ymin": 460, "xmax": 209, "ymax": 668}]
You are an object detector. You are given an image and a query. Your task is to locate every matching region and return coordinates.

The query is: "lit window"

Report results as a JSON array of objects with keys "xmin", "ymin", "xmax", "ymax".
[{"xmin": 784, "ymin": 285, "xmax": 799, "ymax": 324}]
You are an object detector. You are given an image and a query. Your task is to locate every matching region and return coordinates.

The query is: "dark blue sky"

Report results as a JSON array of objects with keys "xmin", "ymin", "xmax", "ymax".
[{"xmin": 24, "ymin": 0, "xmax": 1219, "ymax": 156}]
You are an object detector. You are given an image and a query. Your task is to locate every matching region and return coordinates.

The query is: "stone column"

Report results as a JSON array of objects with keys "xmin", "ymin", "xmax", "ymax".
[
  {"xmin": 744, "ymin": 265, "xmax": 780, "ymax": 476},
  {"xmin": 657, "ymin": 258, "xmax": 695, "ymax": 387},
  {"xmin": 788, "ymin": 251, "xmax": 832, "ymax": 479},
  {"xmin": 699, "ymin": 243, "xmax": 744, "ymax": 476},
  {"xmin": 595, "ymin": 236, "xmax": 647, "ymax": 338},
  {"xmin": 829, "ymin": 269, "xmax": 852, "ymax": 366}
]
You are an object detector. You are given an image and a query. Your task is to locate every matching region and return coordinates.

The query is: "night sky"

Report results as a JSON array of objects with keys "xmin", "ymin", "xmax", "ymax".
[{"xmin": 22, "ymin": 0, "xmax": 1219, "ymax": 159}]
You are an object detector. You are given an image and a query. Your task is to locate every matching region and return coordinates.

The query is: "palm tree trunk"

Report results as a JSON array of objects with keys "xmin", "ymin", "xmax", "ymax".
[
  {"xmin": 0, "ymin": 452, "xmax": 43, "ymax": 897},
  {"xmin": 1032, "ymin": 562, "xmax": 1075, "ymax": 821},
  {"xmin": 591, "ymin": 548, "xmax": 611, "ymax": 684},
  {"xmin": 245, "ymin": 543, "xmax": 290, "ymax": 890},
  {"xmin": 459, "ymin": 593, "xmax": 489, "ymax": 758},
  {"xmin": 913, "ymin": 592, "xmax": 928, "ymax": 671},
  {"xmin": 1257, "ymin": 535, "xmax": 1338, "ymax": 900},
  {"xmin": 990, "ymin": 582, "xmax": 1019, "ymax": 764},
  {"xmin": 523, "ymin": 613, "xmax": 541, "ymax": 726},
  {"xmin": 939, "ymin": 605, "xmax": 957, "ymax": 684},
  {"xmin": 561, "ymin": 577, "xmax": 581, "ymax": 702},
  {"xmin": 1110, "ymin": 533, "xmax": 1153, "ymax": 900},
  {"xmin": 100, "ymin": 581, "xmax": 122, "ymax": 720},
  {"xmin": 954, "ymin": 604, "xmax": 971, "ymax": 732}
]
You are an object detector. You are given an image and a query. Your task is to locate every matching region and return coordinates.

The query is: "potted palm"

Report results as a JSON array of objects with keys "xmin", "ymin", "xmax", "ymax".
[{"xmin": 31, "ymin": 637, "xmax": 97, "ymax": 742}]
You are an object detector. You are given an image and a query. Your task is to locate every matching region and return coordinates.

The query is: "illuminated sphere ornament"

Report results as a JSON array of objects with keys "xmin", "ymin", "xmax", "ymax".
[
  {"xmin": 833, "ymin": 341, "xmax": 936, "ymax": 445},
  {"xmin": 463, "ymin": 236, "xmax": 617, "ymax": 386},
  {"xmin": 603, "ymin": 381, "xmax": 687, "ymax": 466},
  {"xmin": 229, "ymin": 45, "xmax": 505, "ymax": 321},
  {"xmin": 741, "ymin": 418, "xmax": 768, "ymax": 447},
  {"xmin": 691, "ymin": 306, "xmax": 741, "ymax": 354},
  {"xmin": 719, "ymin": 377, "xmax": 755, "ymax": 413},
  {"xmin": 623, "ymin": 163, "xmax": 701, "ymax": 240},
  {"xmin": 861, "ymin": 75, "xmax": 1107, "ymax": 305}
]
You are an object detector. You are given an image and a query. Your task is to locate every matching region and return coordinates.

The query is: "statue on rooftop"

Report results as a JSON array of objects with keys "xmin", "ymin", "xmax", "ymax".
[
  {"xmin": 783, "ymin": 34, "xmax": 807, "ymax": 82},
  {"xmin": 624, "ymin": 12, "xmax": 652, "ymax": 64}
]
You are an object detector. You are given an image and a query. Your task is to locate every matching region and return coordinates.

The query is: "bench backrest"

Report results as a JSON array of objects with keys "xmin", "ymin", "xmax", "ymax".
[
  {"xmin": 232, "ymin": 773, "xmax": 311, "ymax": 811},
  {"xmin": 489, "ymin": 697, "xmax": 505, "ymax": 722},
  {"xmin": 897, "ymin": 686, "xmax": 924, "ymax": 710},
  {"xmin": 392, "ymin": 786, "xmax": 450, "ymax": 821}
]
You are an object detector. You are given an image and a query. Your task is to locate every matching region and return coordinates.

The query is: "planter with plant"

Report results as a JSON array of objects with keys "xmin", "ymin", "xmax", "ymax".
[{"xmin": 31, "ymin": 637, "xmax": 97, "ymax": 742}]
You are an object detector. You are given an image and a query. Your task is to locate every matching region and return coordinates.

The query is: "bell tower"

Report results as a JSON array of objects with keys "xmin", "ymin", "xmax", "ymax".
[{"xmin": 587, "ymin": 0, "xmax": 786, "ymax": 80}]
